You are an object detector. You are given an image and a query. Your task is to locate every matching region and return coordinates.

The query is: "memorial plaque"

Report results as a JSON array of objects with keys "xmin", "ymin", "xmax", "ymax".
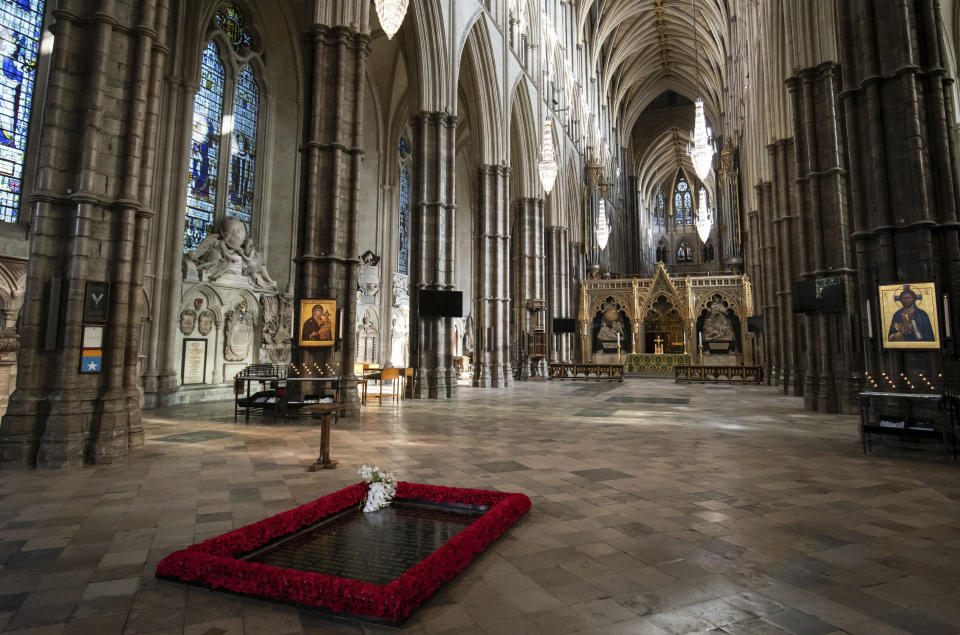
[
  {"xmin": 182, "ymin": 338, "xmax": 207, "ymax": 385},
  {"xmin": 245, "ymin": 500, "xmax": 486, "ymax": 585}
]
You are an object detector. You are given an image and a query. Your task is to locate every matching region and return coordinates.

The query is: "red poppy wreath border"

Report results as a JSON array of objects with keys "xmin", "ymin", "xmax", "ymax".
[{"xmin": 156, "ymin": 482, "xmax": 531, "ymax": 624}]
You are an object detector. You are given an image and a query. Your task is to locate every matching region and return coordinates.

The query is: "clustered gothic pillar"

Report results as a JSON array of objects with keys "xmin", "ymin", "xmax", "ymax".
[
  {"xmin": 569, "ymin": 240, "xmax": 584, "ymax": 361},
  {"xmin": 473, "ymin": 165, "xmax": 511, "ymax": 388},
  {"xmin": 768, "ymin": 139, "xmax": 803, "ymax": 396},
  {"xmin": 787, "ymin": 63, "xmax": 859, "ymax": 413},
  {"xmin": 746, "ymin": 210, "xmax": 764, "ymax": 367},
  {"xmin": 410, "ymin": 112, "xmax": 458, "ymax": 399},
  {"xmin": 718, "ymin": 145, "xmax": 743, "ymax": 273},
  {"xmin": 295, "ymin": 24, "xmax": 369, "ymax": 412},
  {"xmin": 754, "ymin": 182, "xmax": 780, "ymax": 386},
  {"xmin": 547, "ymin": 226, "xmax": 572, "ymax": 362},
  {"xmin": 513, "ymin": 197, "xmax": 546, "ymax": 376},
  {"xmin": 0, "ymin": 1, "xmax": 169, "ymax": 468},
  {"xmin": 838, "ymin": 0, "xmax": 960, "ymax": 388}
]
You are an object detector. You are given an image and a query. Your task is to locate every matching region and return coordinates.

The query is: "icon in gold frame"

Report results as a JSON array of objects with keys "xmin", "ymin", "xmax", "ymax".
[{"xmin": 878, "ymin": 282, "xmax": 940, "ymax": 349}]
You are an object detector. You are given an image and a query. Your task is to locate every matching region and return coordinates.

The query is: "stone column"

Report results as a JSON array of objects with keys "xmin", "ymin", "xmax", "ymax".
[
  {"xmin": 513, "ymin": 197, "xmax": 545, "ymax": 376},
  {"xmin": 787, "ymin": 63, "xmax": 859, "ymax": 412},
  {"xmin": 410, "ymin": 112, "xmax": 458, "ymax": 399},
  {"xmin": 0, "ymin": 0, "xmax": 169, "ymax": 468},
  {"xmin": 719, "ymin": 145, "xmax": 743, "ymax": 273},
  {"xmin": 295, "ymin": 25, "xmax": 369, "ymax": 413},
  {"xmin": 473, "ymin": 165, "xmax": 510, "ymax": 388},
  {"xmin": 746, "ymin": 210, "xmax": 765, "ymax": 371},
  {"xmin": 569, "ymin": 240, "xmax": 584, "ymax": 361},
  {"xmin": 837, "ymin": 1, "xmax": 960, "ymax": 393},
  {"xmin": 769, "ymin": 139, "xmax": 802, "ymax": 395},
  {"xmin": 547, "ymin": 225, "xmax": 569, "ymax": 362},
  {"xmin": 755, "ymin": 182, "xmax": 780, "ymax": 385}
]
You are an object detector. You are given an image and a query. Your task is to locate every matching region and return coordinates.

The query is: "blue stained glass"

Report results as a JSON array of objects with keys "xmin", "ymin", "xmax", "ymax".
[
  {"xmin": 674, "ymin": 176, "xmax": 692, "ymax": 225},
  {"xmin": 227, "ymin": 64, "xmax": 258, "ymax": 229},
  {"xmin": 216, "ymin": 5, "xmax": 255, "ymax": 53},
  {"xmin": 0, "ymin": 0, "xmax": 44, "ymax": 223},
  {"xmin": 184, "ymin": 41, "xmax": 224, "ymax": 253},
  {"xmin": 398, "ymin": 161, "xmax": 410, "ymax": 276},
  {"xmin": 656, "ymin": 188, "xmax": 664, "ymax": 225}
]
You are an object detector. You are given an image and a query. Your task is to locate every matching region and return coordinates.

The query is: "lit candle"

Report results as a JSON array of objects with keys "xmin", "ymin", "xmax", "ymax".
[
  {"xmin": 698, "ymin": 332, "xmax": 702, "ymax": 347},
  {"xmin": 338, "ymin": 308, "xmax": 344, "ymax": 340}
]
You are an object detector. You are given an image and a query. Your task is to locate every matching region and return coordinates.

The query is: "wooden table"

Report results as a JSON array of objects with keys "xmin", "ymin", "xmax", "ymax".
[
  {"xmin": 359, "ymin": 369, "xmax": 381, "ymax": 405},
  {"xmin": 305, "ymin": 403, "xmax": 349, "ymax": 471}
]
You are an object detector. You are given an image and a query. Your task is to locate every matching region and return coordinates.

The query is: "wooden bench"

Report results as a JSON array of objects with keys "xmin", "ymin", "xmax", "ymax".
[
  {"xmin": 674, "ymin": 365, "xmax": 764, "ymax": 384},
  {"xmin": 549, "ymin": 363, "xmax": 624, "ymax": 382}
]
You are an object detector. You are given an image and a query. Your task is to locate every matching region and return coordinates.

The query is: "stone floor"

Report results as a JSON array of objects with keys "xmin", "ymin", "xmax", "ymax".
[{"xmin": 1, "ymin": 378, "xmax": 960, "ymax": 634}]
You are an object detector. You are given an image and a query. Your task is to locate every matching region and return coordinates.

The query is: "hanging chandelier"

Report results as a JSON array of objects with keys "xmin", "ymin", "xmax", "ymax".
[
  {"xmin": 686, "ymin": 0, "xmax": 715, "ymax": 181},
  {"xmin": 538, "ymin": 118, "xmax": 558, "ymax": 194},
  {"xmin": 375, "ymin": 0, "xmax": 409, "ymax": 39},
  {"xmin": 596, "ymin": 198, "xmax": 610, "ymax": 249},
  {"xmin": 695, "ymin": 190, "xmax": 713, "ymax": 243}
]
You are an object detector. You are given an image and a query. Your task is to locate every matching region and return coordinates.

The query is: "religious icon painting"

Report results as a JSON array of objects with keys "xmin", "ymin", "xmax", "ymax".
[
  {"xmin": 878, "ymin": 282, "xmax": 940, "ymax": 350},
  {"xmin": 298, "ymin": 299, "xmax": 336, "ymax": 347}
]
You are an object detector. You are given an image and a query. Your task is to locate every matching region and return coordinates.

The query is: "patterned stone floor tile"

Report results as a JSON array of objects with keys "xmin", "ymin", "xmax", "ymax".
[{"xmin": 0, "ymin": 379, "xmax": 959, "ymax": 633}]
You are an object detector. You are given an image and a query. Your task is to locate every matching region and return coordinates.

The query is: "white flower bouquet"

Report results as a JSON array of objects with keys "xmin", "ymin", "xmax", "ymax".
[{"xmin": 359, "ymin": 464, "xmax": 397, "ymax": 512}]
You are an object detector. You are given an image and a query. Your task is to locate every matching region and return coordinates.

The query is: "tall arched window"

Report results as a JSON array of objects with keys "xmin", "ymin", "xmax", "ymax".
[
  {"xmin": 655, "ymin": 187, "xmax": 664, "ymax": 226},
  {"xmin": 674, "ymin": 174, "xmax": 692, "ymax": 226},
  {"xmin": 183, "ymin": 5, "xmax": 261, "ymax": 253},
  {"xmin": 397, "ymin": 137, "xmax": 411, "ymax": 276},
  {"xmin": 0, "ymin": 1, "xmax": 46, "ymax": 223}
]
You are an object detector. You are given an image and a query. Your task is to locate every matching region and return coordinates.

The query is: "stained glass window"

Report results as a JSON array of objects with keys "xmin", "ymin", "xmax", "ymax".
[
  {"xmin": 184, "ymin": 41, "xmax": 224, "ymax": 252},
  {"xmin": 215, "ymin": 5, "xmax": 255, "ymax": 52},
  {"xmin": 398, "ymin": 154, "xmax": 410, "ymax": 276},
  {"xmin": 0, "ymin": 0, "xmax": 44, "ymax": 223},
  {"xmin": 674, "ymin": 175, "xmax": 692, "ymax": 226},
  {"xmin": 655, "ymin": 188, "xmax": 664, "ymax": 225},
  {"xmin": 227, "ymin": 64, "xmax": 258, "ymax": 228}
]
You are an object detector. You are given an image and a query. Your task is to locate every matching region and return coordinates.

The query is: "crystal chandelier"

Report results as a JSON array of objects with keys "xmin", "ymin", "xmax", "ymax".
[
  {"xmin": 686, "ymin": 0, "xmax": 715, "ymax": 181},
  {"xmin": 695, "ymin": 191, "xmax": 713, "ymax": 243},
  {"xmin": 538, "ymin": 118, "xmax": 558, "ymax": 194},
  {"xmin": 596, "ymin": 198, "xmax": 610, "ymax": 249},
  {"xmin": 375, "ymin": 0, "xmax": 409, "ymax": 40}
]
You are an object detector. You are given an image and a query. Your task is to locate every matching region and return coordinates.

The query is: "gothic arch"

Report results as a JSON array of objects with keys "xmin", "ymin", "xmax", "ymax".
[
  {"xmin": 590, "ymin": 293, "xmax": 633, "ymax": 322},
  {"xmin": 508, "ymin": 79, "xmax": 538, "ymax": 199},
  {"xmin": 695, "ymin": 290, "xmax": 743, "ymax": 321},
  {"xmin": 457, "ymin": 15, "xmax": 503, "ymax": 166},
  {"xmin": 400, "ymin": 0, "xmax": 448, "ymax": 112}
]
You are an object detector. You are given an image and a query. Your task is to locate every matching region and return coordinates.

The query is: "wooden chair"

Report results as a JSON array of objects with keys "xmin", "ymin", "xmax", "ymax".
[{"xmin": 372, "ymin": 368, "xmax": 402, "ymax": 404}]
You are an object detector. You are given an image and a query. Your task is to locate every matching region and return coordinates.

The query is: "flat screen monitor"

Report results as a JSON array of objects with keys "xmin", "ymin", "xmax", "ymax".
[
  {"xmin": 791, "ymin": 279, "xmax": 817, "ymax": 313},
  {"xmin": 552, "ymin": 318, "xmax": 577, "ymax": 333},
  {"xmin": 418, "ymin": 290, "xmax": 463, "ymax": 317}
]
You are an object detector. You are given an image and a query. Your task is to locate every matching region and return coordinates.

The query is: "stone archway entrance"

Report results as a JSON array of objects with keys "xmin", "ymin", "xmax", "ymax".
[{"xmin": 642, "ymin": 295, "xmax": 685, "ymax": 354}]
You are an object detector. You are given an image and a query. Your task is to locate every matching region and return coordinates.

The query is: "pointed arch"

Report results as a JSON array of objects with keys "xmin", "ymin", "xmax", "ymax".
[
  {"xmin": 399, "ymin": 0, "xmax": 448, "ymax": 112},
  {"xmin": 509, "ymin": 79, "xmax": 538, "ymax": 199},
  {"xmin": 457, "ymin": 14, "xmax": 504, "ymax": 165}
]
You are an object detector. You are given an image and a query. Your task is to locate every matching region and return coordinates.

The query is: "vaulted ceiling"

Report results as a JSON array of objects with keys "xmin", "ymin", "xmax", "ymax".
[{"xmin": 574, "ymin": 0, "xmax": 729, "ymax": 202}]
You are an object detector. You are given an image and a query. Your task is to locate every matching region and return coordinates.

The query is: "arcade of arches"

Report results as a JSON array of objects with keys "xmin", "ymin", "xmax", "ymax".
[{"xmin": 0, "ymin": 0, "xmax": 959, "ymax": 631}]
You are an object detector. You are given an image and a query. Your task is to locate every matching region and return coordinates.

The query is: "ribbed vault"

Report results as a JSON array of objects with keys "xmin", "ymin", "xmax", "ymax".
[{"xmin": 573, "ymin": 0, "xmax": 727, "ymax": 213}]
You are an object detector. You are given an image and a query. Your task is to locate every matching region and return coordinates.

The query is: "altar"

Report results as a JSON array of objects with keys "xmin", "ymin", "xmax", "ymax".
[{"xmin": 579, "ymin": 263, "xmax": 754, "ymax": 368}]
